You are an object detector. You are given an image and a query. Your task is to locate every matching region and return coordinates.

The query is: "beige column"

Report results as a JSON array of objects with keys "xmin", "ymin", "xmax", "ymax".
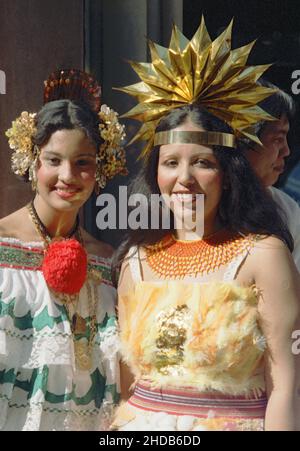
[
  {"xmin": 0, "ymin": 0, "xmax": 84, "ymax": 218},
  {"xmin": 84, "ymin": 0, "xmax": 183, "ymax": 242}
]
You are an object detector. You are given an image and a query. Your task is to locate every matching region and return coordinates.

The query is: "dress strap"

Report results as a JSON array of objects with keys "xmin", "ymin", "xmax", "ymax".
[
  {"xmin": 222, "ymin": 250, "xmax": 249, "ymax": 282},
  {"xmin": 128, "ymin": 246, "xmax": 143, "ymax": 283}
]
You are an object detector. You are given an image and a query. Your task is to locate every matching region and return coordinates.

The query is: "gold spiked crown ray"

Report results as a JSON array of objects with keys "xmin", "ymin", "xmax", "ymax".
[{"xmin": 116, "ymin": 17, "xmax": 277, "ymax": 158}]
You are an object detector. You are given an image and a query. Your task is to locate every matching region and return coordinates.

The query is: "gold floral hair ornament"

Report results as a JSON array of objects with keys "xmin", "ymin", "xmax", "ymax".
[
  {"xmin": 96, "ymin": 104, "xmax": 127, "ymax": 190},
  {"xmin": 6, "ymin": 69, "xmax": 127, "ymax": 190},
  {"xmin": 117, "ymin": 17, "xmax": 277, "ymax": 158},
  {"xmin": 5, "ymin": 111, "xmax": 39, "ymax": 188}
]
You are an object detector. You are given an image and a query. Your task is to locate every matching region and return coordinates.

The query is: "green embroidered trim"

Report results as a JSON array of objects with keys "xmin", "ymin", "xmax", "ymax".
[
  {"xmin": 0, "ymin": 368, "xmax": 16, "ymax": 385},
  {"xmin": 0, "ymin": 298, "xmax": 67, "ymax": 331},
  {"xmin": 33, "ymin": 305, "xmax": 67, "ymax": 331},
  {"xmin": 0, "ymin": 243, "xmax": 112, "ymax": 283},
  {"xmin": 0, "ymin": 296, "xmax": 15, "ymax": 319},
  {"xmin": 0, "ymin": 329, "xmax": 71, "ymax": 340},
  {"xmin": 0, "ymin": 294, "xmax": 117, "ymax": 340},
  {"xmin": 0, "ymin": 392, "xmax": 116, "ymax": 415},
  {"xmin": 0, "ymin": 367, "xmax": 113, "ymax": 408},
  {"xmin": 88, "ymin": 262, "xmax": 112, "ymax": 283},
  {"xmin": 98, "ymin": 313, "xmax": 117, "ymax": 333},
  {"xmin": 0, "ymin": 245, "xmax": 42, "ymax": 269}
]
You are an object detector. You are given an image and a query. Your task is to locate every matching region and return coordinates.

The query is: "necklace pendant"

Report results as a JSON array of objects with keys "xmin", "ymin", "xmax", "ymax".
[
  {"xmin": 72, "ymin": 313, "xmax": 87, "ymax": 334},
  {"xmin": 56, "ymin": 292, "xmax": 78, "ymax": 305},
  {"xmin": 74, "ymin": 340, "xmax": 92, "ymax": 371}
]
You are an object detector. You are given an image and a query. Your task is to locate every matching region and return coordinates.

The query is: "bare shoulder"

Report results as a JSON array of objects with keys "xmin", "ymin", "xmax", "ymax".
[
  {"xmin": 0, "ymin": 208, "xmax": 30, "ymax": 239},
  {"xmin": 246, "ymin": 234, "xmax": 297, "ymax": 278},
  {"xmin": 80, "ymin": 228, "xmax": 114, "ymax": 259},
  {"xmin": 251, "ymin": 235, "xmax": 291, "ymax": 257}
]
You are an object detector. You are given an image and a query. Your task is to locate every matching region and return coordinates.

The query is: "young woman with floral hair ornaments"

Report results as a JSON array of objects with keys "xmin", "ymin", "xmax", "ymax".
[
  {"xmin": 0, "ymin": 69, "xmax": 127, "ymax": 430},
  {"xmin": 112, "ymin": 19, "xmax": 300, "ymax": 431}
]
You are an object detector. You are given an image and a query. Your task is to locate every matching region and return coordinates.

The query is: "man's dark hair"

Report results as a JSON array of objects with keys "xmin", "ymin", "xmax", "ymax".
[{"xmin": 256, "ymin": 79, "xmax": 296, "ymax": 138}]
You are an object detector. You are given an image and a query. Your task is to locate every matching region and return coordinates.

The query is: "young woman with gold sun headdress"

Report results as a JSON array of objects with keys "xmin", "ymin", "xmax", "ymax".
[
  {"xmin": 112, "ymin": 19, "xmax": 300, "ymax": 431},
  {"xmin": 0, "ymin": 70, "xmax": 127, "ymax": 430}
]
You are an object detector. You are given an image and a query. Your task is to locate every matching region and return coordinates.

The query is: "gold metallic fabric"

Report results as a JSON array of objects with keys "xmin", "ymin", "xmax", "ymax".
[{"xmin": 154, "ymin": 130, "xmax": 236, "ymax": 148}]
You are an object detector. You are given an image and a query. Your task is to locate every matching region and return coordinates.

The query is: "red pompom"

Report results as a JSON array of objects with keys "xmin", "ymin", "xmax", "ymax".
[{"xmin": 42, "ymin": 238, "xmax": 87, "ymax": 295}]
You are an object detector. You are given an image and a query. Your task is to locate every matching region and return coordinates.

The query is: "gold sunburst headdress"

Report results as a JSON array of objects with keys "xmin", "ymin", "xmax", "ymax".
[{"xmin": 117, "ymin": 17, "xmax": 277, "ymax": 158}]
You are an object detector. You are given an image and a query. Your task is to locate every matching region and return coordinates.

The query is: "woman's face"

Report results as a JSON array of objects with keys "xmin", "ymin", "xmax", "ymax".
[
  {"xmin": 36, "ymin": 128, "xmax": 97, "ymax": 212},
  {"xmin": 157, "ymin": 120, "xmax": 224, "ymax": 230}
]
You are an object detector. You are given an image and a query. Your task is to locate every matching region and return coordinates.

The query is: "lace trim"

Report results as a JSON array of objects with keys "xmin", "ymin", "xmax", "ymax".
[
  {"xmin": 0, "ymin": 396, "xmax": 117, "ymax": 431},
  {"xmin": 0, "ymin": 328, "xmax": 70, "ymax": 340},
  {"xmin": 0, "ymin": 318, "xmax": 118, "ymax": 370},
  {"xmin": 0, "ymin": 393, "xmax": 114, "ymax": 414},
  {"xmin": 1, "ymin": 326, "xmax": 117, "ymax": 342}
]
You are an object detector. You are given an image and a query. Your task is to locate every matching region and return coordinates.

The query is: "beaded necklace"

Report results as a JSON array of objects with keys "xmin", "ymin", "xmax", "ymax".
[
  {"xmin": 27, "ymin": 200, "xmax": 86, "ymax": 301},
  {"xmin": 145, "ymin": 229, "xmax": 255, "ymax": 279},
  {"xmin": 27, "ymin": 200, "xmax": 99, "ymax": 371}
]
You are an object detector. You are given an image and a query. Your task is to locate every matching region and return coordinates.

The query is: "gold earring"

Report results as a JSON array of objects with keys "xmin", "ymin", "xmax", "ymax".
[
  {"xmin": 95, "ymin": 163, "xmax": 105, "ymax": 195},
  {"xmin": 29, "ymin": 163, "xmax": 37, "ymax": 191},
  {"xmin": 31, "ymin": 173, "xmax": 37, "ymax": 191}
]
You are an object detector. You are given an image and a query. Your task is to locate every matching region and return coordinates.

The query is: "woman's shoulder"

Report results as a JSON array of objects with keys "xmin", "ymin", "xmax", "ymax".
[
  {"xmin": 245, "ymin": 234, "xmax": 295, "ymax": 277},
  {"xmin": 0, "ymin": 207, "xmax": 34, "ymax": 241},
  {"xmin": 80, "ymin": 228, "xmax": 114, "ymax": 259},
  {"xmin": 0, "ymin": 210, "xmax": 19, "ymax": 238},
  {"xmin": 251, "ymin": 234, "xmax": 289, "ymax": 253}
]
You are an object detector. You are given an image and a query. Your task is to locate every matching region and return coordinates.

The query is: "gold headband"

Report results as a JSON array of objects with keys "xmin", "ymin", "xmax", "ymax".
[{"xmin": 154, "ymin": 131, "xmax": 236, "ymax": 148}]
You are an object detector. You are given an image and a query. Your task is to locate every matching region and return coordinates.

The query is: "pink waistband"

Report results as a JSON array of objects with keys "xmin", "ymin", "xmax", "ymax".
[{"xmin": 128, "ymin": 381, "xmax": 267, "ymax": 419}]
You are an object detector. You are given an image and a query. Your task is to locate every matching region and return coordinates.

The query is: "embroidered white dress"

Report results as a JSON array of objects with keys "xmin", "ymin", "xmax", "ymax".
[{"xmin": 0, "ymin": 237, "xmax": 120, "ymax": 431}]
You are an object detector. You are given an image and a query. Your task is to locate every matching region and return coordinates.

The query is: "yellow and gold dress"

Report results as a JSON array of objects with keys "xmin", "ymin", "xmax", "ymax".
[{"xmin": 114, "ymin": 234, "xmax": 267, "ymax": 431}]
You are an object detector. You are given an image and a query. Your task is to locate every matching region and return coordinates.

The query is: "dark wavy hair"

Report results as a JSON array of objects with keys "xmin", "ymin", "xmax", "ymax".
[
  {"xmin": 22, "ymin": 99, "xmax": 101, "ymax": 181},
  {"xmin": 112, "ymin": 104, "xmax": 294, "ymax": 283}
]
